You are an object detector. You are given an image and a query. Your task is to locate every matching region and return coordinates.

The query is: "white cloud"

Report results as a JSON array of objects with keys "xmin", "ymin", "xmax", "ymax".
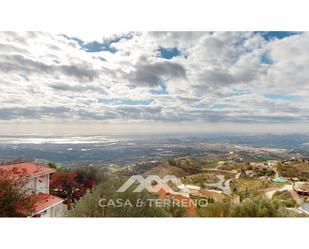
[{"xmin": 0, "ymin": 31, "xmax": 309, "ymax": 127}]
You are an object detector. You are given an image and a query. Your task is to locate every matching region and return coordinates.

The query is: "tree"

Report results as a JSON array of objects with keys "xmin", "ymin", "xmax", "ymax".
[
  {"xmin": 50, "ymin": 167, "xmax": 107, "ymax": 210},
  {"xmin": 74, "ymin": 166, "xmax": 106, "ymax": 192},
  {"xmin": 231, "ymin": 196, "xmax": 289, "ymax": 217},
  {"xmin": 47, "ymin": 162, "xmax": 58, "ymax": 169},
  {"xmin": 0, "ymin": 168, "xmax": 35, "ymax": 217},
  {"xmin": 168, "ymin": 158, "xmax": 177, "ymax": 166},
  {"xmin": 49, "ymin": 170, "xmax": 78, "ymax": 210},
  {"xmin": 276, "ymin": 161, "xmax": 284, "ymax": 176}
]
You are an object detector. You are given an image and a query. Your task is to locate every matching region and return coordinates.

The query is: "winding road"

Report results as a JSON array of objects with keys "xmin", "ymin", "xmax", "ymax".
[{"xmin": 203, "ymin": 171, "xmax": 240, "ymax": 195}]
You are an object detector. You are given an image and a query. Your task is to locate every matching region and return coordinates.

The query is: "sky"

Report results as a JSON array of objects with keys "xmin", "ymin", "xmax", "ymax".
[{"xmin": 0, "ymin": 31, "xmax": 309, "ymax": 134}]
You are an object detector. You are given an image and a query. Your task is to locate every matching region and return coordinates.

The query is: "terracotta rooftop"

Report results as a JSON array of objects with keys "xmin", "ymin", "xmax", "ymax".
[
  {"xmin": 32, "ymin": 192, "xmax": 63, "ymax": 214},
  {"xmin": 0, "ymin": 162, "xmax": 56, "ymax": 178}
]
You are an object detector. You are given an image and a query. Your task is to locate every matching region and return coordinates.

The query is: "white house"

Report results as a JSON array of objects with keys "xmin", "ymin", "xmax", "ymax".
[{"xmin": 1, "ymin": 162, "xmax": 63, "ymax": 217}]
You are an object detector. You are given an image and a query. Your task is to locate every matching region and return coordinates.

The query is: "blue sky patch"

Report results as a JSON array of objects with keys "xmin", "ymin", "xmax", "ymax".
[
  {"xmin": 81, "ymin": 40, "xmax": 117, "ymax": 53},
  {"xmin": 192, "ymin": 103, "xmax": 208, "ymax": 109},
  {"xmin": 265, "ymin": 93, "xmax": 298, "ymax": 101},
  {"xmin": 150, "ymin": 83, "xmax": 168, "ymax": 95},
  {"xmin": 193, "ymin": 103, "xmax": 239, "ymax": 110},
  {"xmin": 259, "ymin": 31, "xmax": 301, "ymax": 41},
  {"xmin": 63, "ymin": 33, "xmax": 136, "ymax": 53},
  {"xmin": 158, "ymin": 47, "xmax": 181, "ymax": 59},
  {"xmin": 210, "ymin": 103, "xmax": 239, "ymax": 109},
  {"xmin": 226, "ymin": 89, "xmax": 251, "ymax": 97},
  {"xmin": 128, "ymin": 85, "xmax": 137, "ymax": 90},
  {"xmin": 260, "ymin": 53, "xmax": 273, "ymax": 65}
]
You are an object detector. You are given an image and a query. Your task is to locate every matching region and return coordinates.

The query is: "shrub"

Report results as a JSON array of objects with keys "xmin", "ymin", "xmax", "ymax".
[{"xmin": 231, "ymin": 196, "xmax": 289, "ymax": 217}]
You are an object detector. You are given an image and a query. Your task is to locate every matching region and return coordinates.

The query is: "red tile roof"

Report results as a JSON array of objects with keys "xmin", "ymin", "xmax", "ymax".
[
  {"xmin": 32, "ymin": 192, "xmax": 63, "ymax": 214},
  {"xmin": 0, "ymin": 162, "xmax": 56, "ymax": 178}
]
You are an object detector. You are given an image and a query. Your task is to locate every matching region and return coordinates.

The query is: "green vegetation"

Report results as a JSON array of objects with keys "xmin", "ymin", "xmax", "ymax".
[
  {"xmin": 197, "ymin": 197, "xmax": 289, "ymax": 217},
  {"xmin": 67, "ymin": 176, "xmax": 187, "ymax": 217},
  {"xmin": 167, "ymin": 158, "xmax": 177, "ymax": 166},
  {"xmin": 182, "ymin": 173, "xmax": 219, "ymax": 185},
  {"xmin": 255, "ymin": 168, "xmax": 275, "ymax": 177},
  {"xmin": 197, "ymin": 160, "xmax": 218, "ymax": 169},
  {"xmin": 254, "ymin": 155, "xmax": 282, "ymax": 162},
  {"xmin": 47, "ymin": 162, "xmax": 58, "ymax": 169},
  {"xmin": 231, "ymin": 197, "xmax": 289, "ymax": 217},
  {"xmin": 272, "ymin": 190, "xmax": 297, "ymax": 208},
  {"xmin": 281, "ymin": 162, "xmax": 309, "ymax": 181},
  {"xmin": 276, "ymin": 161, "xmax": 284, "ymax": 175},
  {"xmin": 197, "ymin": 202, "xmax": 232, "ymax": 217}
]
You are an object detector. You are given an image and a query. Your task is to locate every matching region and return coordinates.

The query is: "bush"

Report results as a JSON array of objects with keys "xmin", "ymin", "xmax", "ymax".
[
  {"xmin": 231, "ymin": 196, "xmax": 289, "ymax": 217},
  {"xmin": 272, "ymin": 190, "xmax": 297, "ymax": 208},
  {"xmin": 197, "ymin": 202, "xmax": 232, "ymax": 217}
]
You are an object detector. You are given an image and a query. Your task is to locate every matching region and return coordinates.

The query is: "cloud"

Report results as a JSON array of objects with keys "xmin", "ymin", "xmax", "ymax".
[
  {"xmin": 0, "ymin": 54, "xmax": 99, "ymax": 82},
  {"xmin": 125, "ymin": 59, "xmax": 186, "ymax": 87},
  {"xmin": 0, "ymin": 106, "xmax": 71, "ymax": 120},
  {"xmin": 0, "ymin": 31, "xmax": 309, "ymax": 126}
]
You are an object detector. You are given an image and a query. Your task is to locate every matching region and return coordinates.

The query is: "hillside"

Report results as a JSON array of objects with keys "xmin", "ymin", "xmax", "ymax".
[{"xmin": 142, "ymin": 161, "xmax": 200, "ymax": 177}]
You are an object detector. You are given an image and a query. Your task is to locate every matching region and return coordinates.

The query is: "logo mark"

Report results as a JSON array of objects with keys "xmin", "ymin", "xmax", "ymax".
[{"xmin": 117, "ymin": 175, "xmax": 181, "ymax": 193}]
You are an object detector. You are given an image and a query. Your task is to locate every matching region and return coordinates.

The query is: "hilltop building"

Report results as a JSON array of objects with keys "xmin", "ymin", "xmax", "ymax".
[
  {"xmin": 0, "ymin": 162, "xmax": 63, "ymax": 217},
  {"xmin": 294, "ymin": 182, "xmax": 309, "ymax": 196}
]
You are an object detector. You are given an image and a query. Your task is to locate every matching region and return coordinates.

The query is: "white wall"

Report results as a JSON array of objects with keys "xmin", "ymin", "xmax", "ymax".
[
  {"xmin": 36, "ymin": 175, "xmax": 49, "ymax": 194},
  {"xmin": 25, "ymin": 178, "xmax": 36, "ymax": 195},
  {"xmin": 25, "ymin": 174, "xmax": 50, "ymax": 195},
  {"xmin": 39, "ymin": 207, "xmax": 53, "ymax": 217}
]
